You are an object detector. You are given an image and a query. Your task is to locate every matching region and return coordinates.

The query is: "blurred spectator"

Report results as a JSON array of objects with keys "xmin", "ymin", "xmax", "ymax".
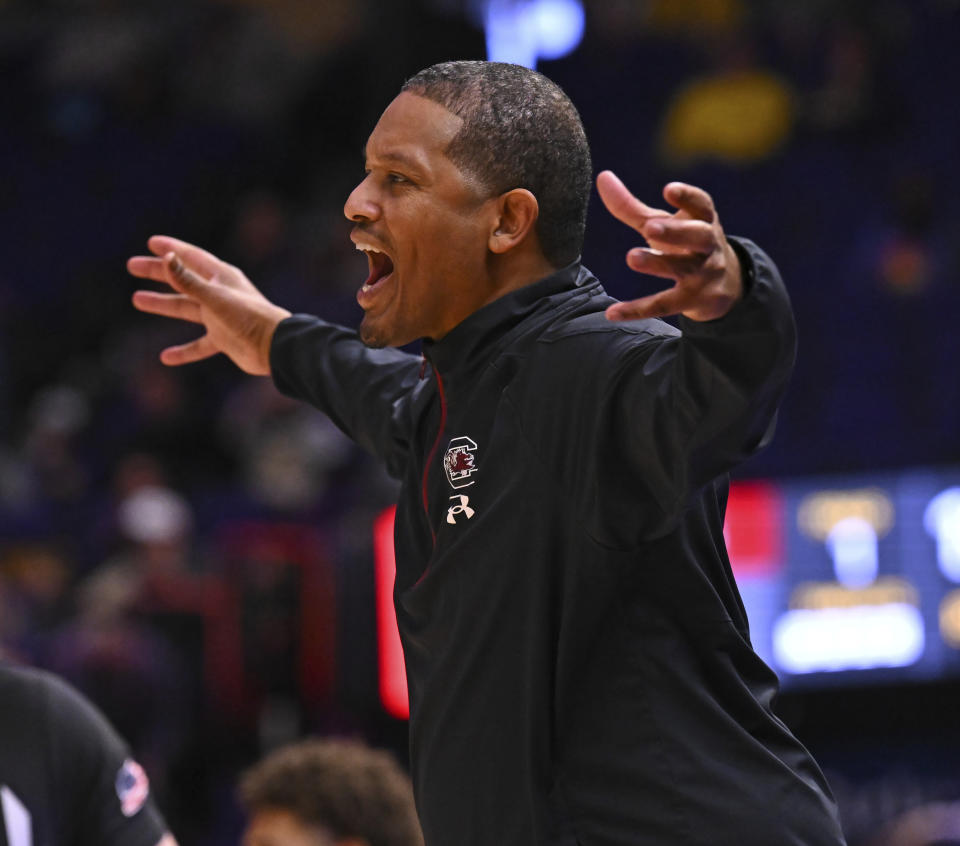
[
  {"xmin": 219, "ymin": 380, "xmax": 355, "ymax": 512},
  {"xmin": 23, "ymin": 383, "xmax": 91, "ymax": 505},
  {"xmin": 96, "ymin": 327, "xmax": 233, "ymax": 489},
  {"xmin": 0, "ymin": 542, "xmax": 72, "ymax": 659},
  {"xmin": 871, "ymin": 172, "xmax": 941, "ymax": 297},
  {"xmin": 171, "ymin": 3, "xmax": 317, "ymax": 126},
  {"xmin": 222, "ymin": 0, "xmax": 366, "ymax": 54},
  {"xmin": 227, "ymin": 191, "xmax": 292, "ymax": 275},
  {"xmin": 804, "ymin": 24, "xmax": 880, "ymax": 137},
  {"xmin": 641, "ymin": 0, "xmax": 746, "ymax": 38},
  {"xmin": 657, "ymin": 32, "xmax": 795, "ymax": 165},
  {"xmin": 43, "ymin": 559, "xmax": 190, "ymax": 798},
  {"xmin": 37, "ymin": 3, "xmax": 174, "ymax": 136},
  {"xmin": 797, "ymin": 10, "xmax": 906, "ymax": 143},
  {"xmin": 829, "ymin": 167, "xmax": 960, "ymax": 468},
  {"xmin": 238, "ymin": 738, "xmax": 424, "ymax": 846}
]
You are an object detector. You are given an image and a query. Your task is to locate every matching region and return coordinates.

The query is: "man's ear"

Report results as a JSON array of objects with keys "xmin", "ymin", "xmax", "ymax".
[{"xmin": 488, "ymin": 189, "xmax": 540, "ymax": 254}]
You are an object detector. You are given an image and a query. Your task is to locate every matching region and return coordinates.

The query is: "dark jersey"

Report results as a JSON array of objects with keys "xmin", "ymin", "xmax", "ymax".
[
  {"xmin": 0, "ymin": 665, "xmax": 168, "ymax": 846},
  {"xmin": 271, "ymin": 239, "xmax": 846, "ymax": 846}
]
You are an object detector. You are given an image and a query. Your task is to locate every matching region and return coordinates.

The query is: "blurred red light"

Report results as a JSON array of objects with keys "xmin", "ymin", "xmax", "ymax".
[
  {"xmin": 374, "ymin": 506, "xmax": 409, "ymax": 719},
  {"xmin": 725, "ymin": 481, "xmax": 784, "ymax": 577}
]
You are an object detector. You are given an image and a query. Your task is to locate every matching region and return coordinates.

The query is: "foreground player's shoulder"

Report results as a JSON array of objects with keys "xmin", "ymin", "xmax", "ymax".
[
  {"xmin": 0, "ymin": 665, "xmax": 75, "ymax": 757},
  {"xmin": 0, "ymin": 662, "xmax": 48, "ymax": 709},
  {"xmin": 0, "ymin": 665, "xmax": 50, "ymax": 764},
  {"xmin": 21, "ymin": 668, "xmax": 169, "ymax": 846}
]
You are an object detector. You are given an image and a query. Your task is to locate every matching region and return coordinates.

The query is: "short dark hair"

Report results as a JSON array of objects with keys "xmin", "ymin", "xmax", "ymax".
[
  {"xmin": 239, "ymin": 738, "xmax": 423, "ymax": 846},
  {"xmin": 402, "ymin": 60, "xmax": 592, "ymax": 268}
]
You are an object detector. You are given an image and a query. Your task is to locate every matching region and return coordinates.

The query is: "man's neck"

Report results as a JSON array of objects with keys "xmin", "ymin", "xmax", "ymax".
[{"xmin": 482, "ymin": 251, "xmax": 560, "ymax": 309}]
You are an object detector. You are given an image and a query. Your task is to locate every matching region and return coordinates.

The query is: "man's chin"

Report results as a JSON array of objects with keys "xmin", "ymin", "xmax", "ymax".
[
  {"xmin": 359, "ymin": 315, "xmax": 419, "ymax": 349},
  {"xmin": 359, "ymin": 327, "xmax": 388, "ymax": 349},
  {"xmin": 359, "ymin": 315, "xmax": 393, "ymax": 349}
]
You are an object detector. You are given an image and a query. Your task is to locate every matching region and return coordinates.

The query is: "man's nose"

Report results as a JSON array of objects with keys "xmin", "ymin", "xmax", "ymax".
[{"xmin": 344, "ymin": 176, "xmax": 380, "ymax": 222}]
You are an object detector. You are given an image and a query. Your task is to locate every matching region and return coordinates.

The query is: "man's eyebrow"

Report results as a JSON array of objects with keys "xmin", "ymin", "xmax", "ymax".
[{"xmin": 362, "ymin": 146, "xmax": 427, "ymax": 172}]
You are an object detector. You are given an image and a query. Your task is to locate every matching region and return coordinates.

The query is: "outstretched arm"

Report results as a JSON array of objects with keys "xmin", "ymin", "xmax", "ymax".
[
  {"xmin": 596, "ymin": 170, "xmax": 743, "ymax": 322},
  {"xmin": 128, "ymin": 235, "xmax": 292, "ymax": 374},
  {"xmin": 582, "ymin": 172, "xmax": 795, "ymax": 542},
  {"xmin": 129, "ymin": 235, "xmax": 424, "ymax": 475}
]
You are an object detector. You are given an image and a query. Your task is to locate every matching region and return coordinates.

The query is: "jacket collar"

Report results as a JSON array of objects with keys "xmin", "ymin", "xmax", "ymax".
[{"xmin": 422, "ymin": 261, "xmax": 598, "ymax": 378}]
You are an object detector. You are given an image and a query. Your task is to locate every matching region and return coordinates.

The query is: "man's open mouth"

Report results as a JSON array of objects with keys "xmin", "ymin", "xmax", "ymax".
[{"xmin": 357, "ymin": 243, "xmax": 395, "ymax": 298}]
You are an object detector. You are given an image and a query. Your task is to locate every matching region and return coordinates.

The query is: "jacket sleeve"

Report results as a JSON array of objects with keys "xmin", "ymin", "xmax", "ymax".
[
  {"xmin": 270, "ymin": 315, "xmax": 423, "ymax": 478},
  {"xmin": 594, "ymin": 237, "xmax": 796, "ymax": 542}
]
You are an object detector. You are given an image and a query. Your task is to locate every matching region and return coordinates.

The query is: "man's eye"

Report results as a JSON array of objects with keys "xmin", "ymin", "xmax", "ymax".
[{"xmin": 388, "ymin": 173, "xmax": 408, "ymax": 184}]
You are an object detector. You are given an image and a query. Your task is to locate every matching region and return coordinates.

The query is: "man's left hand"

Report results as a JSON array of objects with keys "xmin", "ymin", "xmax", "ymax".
[{"xmin": 597, "ymin": 171, "xmax": 742, "ymax": 322}]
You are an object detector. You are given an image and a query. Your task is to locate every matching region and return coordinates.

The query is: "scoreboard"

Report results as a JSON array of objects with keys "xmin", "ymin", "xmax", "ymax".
[
  {"xmin": 374, "ymin": 466, "xmax": 960, "ymax": 716},
  {"xmin": 727, "ymin": 467, "xmax": 960, "ymax": 689}
]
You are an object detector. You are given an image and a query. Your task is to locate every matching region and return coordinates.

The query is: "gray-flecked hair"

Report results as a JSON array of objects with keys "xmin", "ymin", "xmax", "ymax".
[{"xmin": 402, "ymin": 61, "xmax": 592, "ymax": 268}]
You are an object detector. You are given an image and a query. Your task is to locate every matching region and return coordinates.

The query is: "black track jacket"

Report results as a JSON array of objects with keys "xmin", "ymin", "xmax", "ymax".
[{"xmin": 271, "ymin": 238, "xmax": 846, "ymax": 846}]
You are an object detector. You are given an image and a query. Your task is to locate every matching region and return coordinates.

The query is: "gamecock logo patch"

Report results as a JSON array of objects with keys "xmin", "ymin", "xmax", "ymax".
[{"xmin": 443, "ymin": 436, "xmax": 478, "ymax": 489}]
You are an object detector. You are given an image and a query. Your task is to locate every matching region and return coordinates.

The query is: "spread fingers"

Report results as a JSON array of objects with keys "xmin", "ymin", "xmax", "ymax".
[
  {"xmin": 644, "ymin": 219, "xmax": 717, "ymax": 254},
  {"xmin": 626, "ymin": 248, "xmax": 701, "ymax": 279},
  {"xmin": 131, "ymin": 291, "xmax": 203, "ymax": 324},
  {"xmin": 663, "ymin": 182, "xmax": 716, "ymax": 223},
  {"xmin": 159, "ymin": 335, "xmax": 219, "ymax": 367}
]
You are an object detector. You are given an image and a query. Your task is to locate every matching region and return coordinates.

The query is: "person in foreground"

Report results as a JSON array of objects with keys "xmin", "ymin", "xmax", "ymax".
[
  {"xmin": 129, "ymin": 61, "xmax": 846, "ymax": 846},
  {"xmin": 0, "ymin": 662, "xmax": 176, "ymax": 846},
  {"xmin": 238, "ymin": 738, "xmax": 424, "ymax": 846}
]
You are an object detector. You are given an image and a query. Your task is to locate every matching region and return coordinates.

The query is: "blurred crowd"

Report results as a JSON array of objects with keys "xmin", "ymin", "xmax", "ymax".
[{"xmin": 0, "ymin": 0, "xmax": 958, "ymax": 842}]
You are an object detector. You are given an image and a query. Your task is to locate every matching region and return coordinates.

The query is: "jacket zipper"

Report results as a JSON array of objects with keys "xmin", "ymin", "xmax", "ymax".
[{"xmin": 421, "ymin": 364, "xmax": 447, "ymax": 547}]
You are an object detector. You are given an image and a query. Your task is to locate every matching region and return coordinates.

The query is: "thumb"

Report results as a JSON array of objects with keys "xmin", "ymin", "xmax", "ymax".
[{"xmin": 596, "ymin": 170, "xmax": 670, "ymax": 231}]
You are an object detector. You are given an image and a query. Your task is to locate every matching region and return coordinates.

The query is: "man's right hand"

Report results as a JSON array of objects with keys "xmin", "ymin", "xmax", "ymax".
[{"xmin": 128, "ymin": 235, "xmax": 292, "ymax": 375}]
